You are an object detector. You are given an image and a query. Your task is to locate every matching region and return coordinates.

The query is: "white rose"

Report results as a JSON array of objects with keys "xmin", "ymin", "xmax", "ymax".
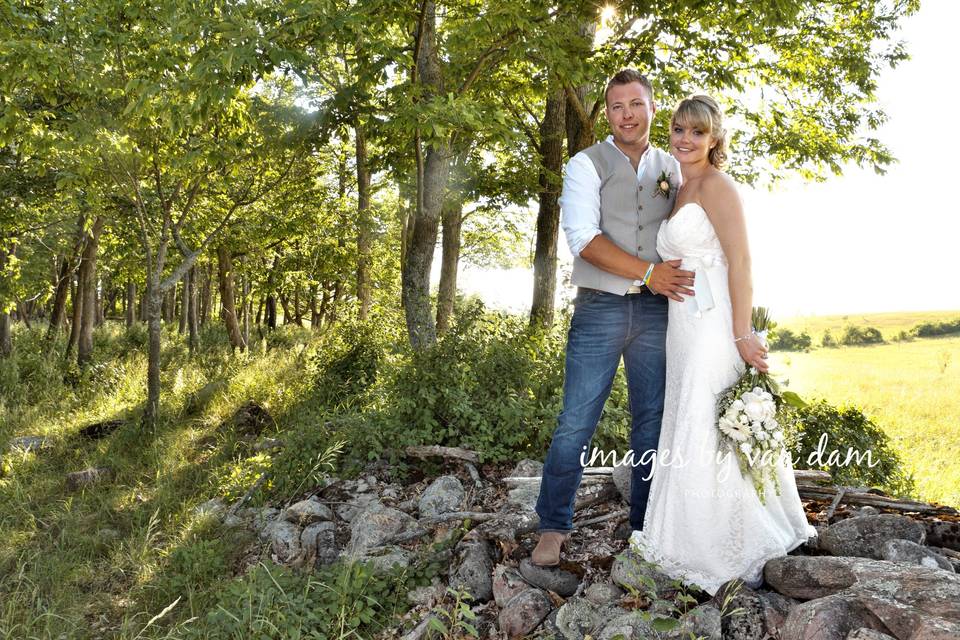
[
  {"xmin": 739, "ymin": 442, "xmax": 753, "ymax": 455},
  {"xmin": 756, "ymin": 431, "xmax": 767, "ymax": 441},
  {"xmin": 773, "ymin": 431, "xmax": 784, "ymax": 442},
  {"xmin": 739, "ymin": 414, "xmax": 749, "ymax": 425},
  {"xmin": 731, "ymin": 399, "xmax": 745, "ymax": 412},
  {"xmin": 744, "ymin": 398, "xmax": 766, "ymax": 422},
  {"xmin": 659, "ymin": 180, "xmax": 670, "ymax": 192}
]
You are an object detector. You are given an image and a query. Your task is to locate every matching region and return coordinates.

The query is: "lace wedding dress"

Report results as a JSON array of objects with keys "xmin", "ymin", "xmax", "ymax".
[{"xmin": 630, "ymin": 202, "xmax": 816, "ymax": 595}]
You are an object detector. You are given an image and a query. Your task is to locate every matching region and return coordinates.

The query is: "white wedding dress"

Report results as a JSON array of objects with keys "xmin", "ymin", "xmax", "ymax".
[{"xmin": 630, "ymin": 202, "xmax": 816, "ymax": 595}]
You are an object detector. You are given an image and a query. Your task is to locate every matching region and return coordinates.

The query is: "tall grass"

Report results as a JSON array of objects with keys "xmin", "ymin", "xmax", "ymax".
[{"xmin": 776, "ymin": 336, "xmax": 960, "ymax": 507}]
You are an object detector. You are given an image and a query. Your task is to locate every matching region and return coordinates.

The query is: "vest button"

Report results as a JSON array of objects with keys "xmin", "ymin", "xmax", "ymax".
[
  {"xmin": 638, "ymin": 185, "xmax": 644, "ymax": 191},
  {"xmin": 637, "ymin": 245, "xmax": 643, "ymax": 252},
  {"xmin": 638, "ymin": 224, "xmax": 644, "ymax": 230}
]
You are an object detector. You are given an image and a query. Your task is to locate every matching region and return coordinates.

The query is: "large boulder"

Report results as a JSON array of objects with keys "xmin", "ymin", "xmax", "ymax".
[
  {"xmin": 498, "ymin": 588, "xmax": 553, "ymax": 638},
  {"xmin": 672, "ymin": 604, "xmax": 721, "ymax": 640},
  {"xmin": 300, "ymin": 520, "xmax": 339, "ymax": 566},
  {"xmin": 596, "ymin": 611, "xmax": 663, "ymax": 640},
  {"xmin": 282, "ymin": 497, "xmax": 334, "ymax": 525},
  {"xmin": 924, "ymin": 520, "xmax": 960, "ymax": 553},
  {"xmin": 263, "ymin": 519, "xmax": 301, "ymax": 564},
  {"xmin": 880, "ymin": 539, "xmax": 954, "ymax": 573},
  {"xmin": 721, "ymin": 587, "xmax": 768, "ymax": 640},
  {"xmin": 766, "ymin": 556, "xmax": 960, "ymax": 640},
  {"xmin": 492, "ymin": 565, "xmax": 531, "ymax": 608},
  {"xmin": 610, "ymin": 550, "xmax": 675, "ymax": 596},
  {"xmin": 554, "ymin": 597, "xmax": 624, "ymax": 640},
  {"xmin": 819, "ymin": 515, "xmax": 925, "ymax": 559},
  {"xmin": 344, "ymin": 502, "xmax": 423, "ymax": 557},
  {"xmin": 418, "ymin": 475, "xmax": 465, "ymax": 518},
  {"xmin": 448, "ymin": 534, "xmax": 495, "ymax": 602}
]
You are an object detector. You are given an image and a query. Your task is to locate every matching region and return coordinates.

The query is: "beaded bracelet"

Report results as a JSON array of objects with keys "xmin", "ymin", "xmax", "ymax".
[
  {"xmin": 641, "ymin": 263, "xmax": 655, "ymax": 286},
  {"xmin": 734, "ymin": 332, "xmax": 754, "ymax": 343}
]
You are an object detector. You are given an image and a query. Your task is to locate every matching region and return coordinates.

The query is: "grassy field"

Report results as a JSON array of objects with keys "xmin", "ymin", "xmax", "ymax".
[
  {"xmin": 772, "ymin": 333, "xmax": 960, "ymax": 508},
  {"xmin": 778, "ymin": 309, "xmax": 960, "ymax": 342}
]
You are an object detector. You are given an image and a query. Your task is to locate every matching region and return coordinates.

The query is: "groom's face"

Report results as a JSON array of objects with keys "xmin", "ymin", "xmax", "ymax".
[{"xmin": 605, "ymin": 82, "xmax": 655, "ymax": 149}]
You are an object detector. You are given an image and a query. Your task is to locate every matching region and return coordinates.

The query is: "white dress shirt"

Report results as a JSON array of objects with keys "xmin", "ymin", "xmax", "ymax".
[{"xmin": 560, "ymin": 136, "xmax": 680, "ymax": 256}]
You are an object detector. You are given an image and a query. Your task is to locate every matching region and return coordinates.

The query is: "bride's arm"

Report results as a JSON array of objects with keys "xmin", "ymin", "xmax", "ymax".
[{"xmin": 700, "ymin": 174, "xmax": 769, "ymax": 372}]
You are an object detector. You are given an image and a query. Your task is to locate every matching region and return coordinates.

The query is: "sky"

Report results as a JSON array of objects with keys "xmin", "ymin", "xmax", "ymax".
[{"xmin": 447, "ymin": 0, "xmax": 960, "ymax": 319}]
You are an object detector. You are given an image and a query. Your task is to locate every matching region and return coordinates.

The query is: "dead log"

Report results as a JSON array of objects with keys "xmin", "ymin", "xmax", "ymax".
[
  {"xmin": 405, "ymin": 445, "xmax": 479, "ymax": 464},
  {"xmin": 66, "ymin": 467, "xmax": 112, "ymax": 490},
  {"xmin": 798, "ymin": 485, "xmax": 958, "ymax": 516}
]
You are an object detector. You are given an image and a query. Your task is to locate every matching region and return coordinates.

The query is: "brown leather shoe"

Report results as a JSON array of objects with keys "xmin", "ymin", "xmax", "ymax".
[{"xmin": 531, "ymin": 532, "xmax": 570, "ymax": 567}]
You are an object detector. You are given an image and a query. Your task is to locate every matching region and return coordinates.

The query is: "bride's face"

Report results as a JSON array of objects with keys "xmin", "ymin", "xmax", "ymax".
[{"xmin": 670, "ymin": 120, "xmax": 715, "ymax": 164}]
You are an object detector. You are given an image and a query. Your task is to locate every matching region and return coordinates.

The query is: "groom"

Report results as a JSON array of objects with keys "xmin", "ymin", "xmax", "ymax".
[{"xmin": 532, "ymin": 69, "xmax": 695, "ymax": 566}]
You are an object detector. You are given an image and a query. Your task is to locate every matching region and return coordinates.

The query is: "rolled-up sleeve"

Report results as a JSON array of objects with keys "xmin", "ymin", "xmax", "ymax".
[{"xmin": 559, "ymin": 153, "xmax": 601, "ymax": 256}]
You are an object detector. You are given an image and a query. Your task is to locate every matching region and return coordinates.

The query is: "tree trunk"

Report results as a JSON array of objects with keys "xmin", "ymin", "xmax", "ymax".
[
  {"xmin": 530, "ymin": 83, "xmax": 567, "ymax": 329},
  {"xmin": 199, "ymin": 262, "xmax": 212, "ymax": 327},
  {"xmin": 77, "ymin": 216, "xmax": 104, "ymax": 368},
  {"xmin": 66, "ymin": 275, "xmax": 82, "ymax": 359},
  {"xmin": 46, "ymin": 255, "xmax": 73, "ymax": 342},
  {"xmin": 217, "ymin": 244, "xmax": 245, "ymax": 351},
  {"xmin": 241, "ymin": 257, "xmax": 250, "ymax": 346},
  {"xmin": 187, "ymin": 266, "xmax": 198, "ymax": 353},
  {"xmin": 355, "ymin": 118, "xmax": 373, "ymax": 321},
  {"xmin": 436, "ymin": 199, "xmax": 462, "ymax": 335},
  {"xmin": 265, "ymin": 294, "xmax": 277, "ymax": 330},
  {"xmin": 279, "ymin": 292, "xmax": 291, "ymax": 325},
  {"xmin": 126, "ymin": 281, "xmax": 136, "ymax": 327},
  {"xmin": 178, "ymin": 272, "xmax": 188, "ymax": 334},
  {"xmin": 310, "ymin": 284, "xmax": 320, "ymax": 329},
  {"xmin": 0, "ymin": 246, "xmax": 11, "ymax": 358},
  {"xmin": 402, "ymin": 0, "xmax": 451, "ymax": 350},
  {"xmin": 144, "ymin": 273, "xmax": 162, "ymax": 427},
  {"xmin": 293, "ymin": 284, "xmax": 303, "ymax": 326}
]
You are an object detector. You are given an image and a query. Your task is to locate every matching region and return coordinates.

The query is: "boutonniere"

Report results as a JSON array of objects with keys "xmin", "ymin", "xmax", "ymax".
[{"xmin": 653, "ymin": 170, "xmax": 675, "ymax": 199}]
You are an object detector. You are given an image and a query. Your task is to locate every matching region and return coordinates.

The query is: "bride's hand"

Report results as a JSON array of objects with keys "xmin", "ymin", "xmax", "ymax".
[{"xmin": 736, "ymin": 334, "xmax": 769, "ymax": 373}]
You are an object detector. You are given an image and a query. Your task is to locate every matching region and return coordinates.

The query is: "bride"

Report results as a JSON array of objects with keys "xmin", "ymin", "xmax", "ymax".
[{"xmin": 630, "ymin": 95, "xmax": 816, "ymax": 595}]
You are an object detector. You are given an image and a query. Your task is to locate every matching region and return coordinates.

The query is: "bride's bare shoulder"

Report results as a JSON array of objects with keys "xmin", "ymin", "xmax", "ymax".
[{"xmin": 701, "ymin": 171, "xmax": 741, "ymax": 205}]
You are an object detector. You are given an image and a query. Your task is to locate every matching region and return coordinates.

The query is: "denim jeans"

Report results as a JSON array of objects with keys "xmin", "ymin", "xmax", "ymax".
[{"xmin": 535, "ymin": 288, "xmax": 667, "ymax": 532}]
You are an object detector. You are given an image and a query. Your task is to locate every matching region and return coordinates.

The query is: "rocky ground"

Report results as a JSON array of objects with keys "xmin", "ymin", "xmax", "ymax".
[
  {"xmin": 11, "ymin": 423, "xmax": 960, "ymax": 640},
  {"xmin": 197, "ymin": 445, "xmax": 960, "ymax": 640}
]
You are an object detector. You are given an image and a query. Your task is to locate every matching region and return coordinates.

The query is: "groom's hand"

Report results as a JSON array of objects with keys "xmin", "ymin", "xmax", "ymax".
[{"xmin": 650, "ymin": 260, "xmax": 695, "ymax": 302}]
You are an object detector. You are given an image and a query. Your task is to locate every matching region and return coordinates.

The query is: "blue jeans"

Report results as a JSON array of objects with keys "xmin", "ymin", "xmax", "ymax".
[{"xmin": 536, "ymin": 288, "xmax": 667, "ymax": 532}]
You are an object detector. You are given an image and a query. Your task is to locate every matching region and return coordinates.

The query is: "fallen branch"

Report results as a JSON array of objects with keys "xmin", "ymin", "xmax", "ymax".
[
  {"xmin": 419, "ymin": 511, "xmax": 499, "ymax": 526},
  {"xmin": 574, "ymin": 485, "xmax": 619, "ymax": 512},
  {"xmin": 798, "ymin": 485, "xmax": 958, "ymax": 516},
  {"xmin": 405, "ymin": 445, "xmax": 479, "ymax": 464},
  {"xmin": 574, "ymin": 508, "xmax": 628, "ymax": 528},
  {"xmin": 228, "ymin": 471, "xmax": 271, "ymax": 516}
]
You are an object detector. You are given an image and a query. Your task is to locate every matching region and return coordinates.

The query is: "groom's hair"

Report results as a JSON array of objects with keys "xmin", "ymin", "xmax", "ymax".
[{"xmin": 605, "ymin": 69, "xmax": 654, "ymax": 105}]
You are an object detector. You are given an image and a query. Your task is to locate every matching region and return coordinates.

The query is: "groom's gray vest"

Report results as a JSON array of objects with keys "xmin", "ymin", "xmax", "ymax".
[{"xmin": 571, "ymin": 142, "xmax": 678, "ymax": 295}]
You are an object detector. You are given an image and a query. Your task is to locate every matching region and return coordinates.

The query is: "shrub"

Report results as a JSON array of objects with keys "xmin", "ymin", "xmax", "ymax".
[
  {"xmin": 821, "ymin": 329, "xmax": 838, "ymax": 348},
  {"xmin": 769, "ymin": 328, "xmax": 812, "ymax": 352},
  {"xmin": 912, "ymin": 318, "xmax": 960, "ymax": 338},
  {"xmin": 788, "ymin": 400, "xmax": 915, "ymax": 497},
  {"xmin": 840, "ymin": 325, "xmax": 884, "ymax": 346}
]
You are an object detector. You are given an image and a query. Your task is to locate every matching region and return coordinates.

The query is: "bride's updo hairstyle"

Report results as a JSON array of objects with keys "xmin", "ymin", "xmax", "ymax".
[{"xmin": 672, "ymin": 95, "xmax": 728, "ymax": 168}]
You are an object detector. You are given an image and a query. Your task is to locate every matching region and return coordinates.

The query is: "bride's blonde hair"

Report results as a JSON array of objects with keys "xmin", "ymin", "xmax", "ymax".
[{"xmin": 672, "ymin": 95, "xmax": 728, "ymax": 168}]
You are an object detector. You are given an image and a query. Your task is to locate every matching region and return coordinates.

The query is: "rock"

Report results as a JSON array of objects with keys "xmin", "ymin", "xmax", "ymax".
[
  {"xmin": 819, "ymin": 514, "xmax": 925, "ymax": 559},
  {"xmin": 407, "ymin": 578, "xmax": 445, "ymax": 606},
  {"xmin": 584, "ymin": 582, "xmax": 623, "ymax": 606},
  {"xmin": 345, "ymin": 503, "xmax": 422, "ymax": 556},
  {"xmin": 8, "ymin": 436, "xmax": 50, "ymax": 453},
  {"xmin": 194, "ymin": 497, "xmax": 227, "ymax": 518},
  {"xmin": 721, "ymin": 587, "xmax": 767, "ymax": 640},
  {"xmin": 596, "ymin": 611, "xmax": 661, "ymax": 640},
  {"xmin": 400, "ymin": 615, "xmax": 436, "ymax": 640},
  {"xmin": 907, "ymin": 617, "xmax": 960, "ymax": 639},
  {"xmin": 493, "ymin": 565, "xmax": 532, "ymax": 607},
  {"xmin": 519, "ymin": 558, "xmax": 580, "ymax": 597},
  {"xmin": 300, "ymin": 521, "xmax": 338, "ymax": 566},
  {"xmin": 554, "ymin": 597, "xmax": 623, "ymax": 640},
  {"xmin": 506, "ymin": 482, "xmax": 541, "ymax": 511},
  {"xmin": 355, "ymin": 545, "xmax": 412, "ymax": 572},
  {"xmin": 449, "ymin": 535, "xmax": 494, "ymax": 602},
  {"xmin": 611, "ymin": 464, "xmax": 631, "ymax": 502},
  {"xmin": 282, "ymin": 498, "xmax": 334, "ymax": 525},
  {"xmin": 251, "ymin": 507, "xmax": 280, "ymax": 538},
  {"xmin": 263, "ymin": 519, "xmax": 301, "ymax": 563},
  {"xmin": 781, "ymin": 593, "xmax": 888, "ymax": 640},
  {"xmin": 498, "ymin": 588, "xmax": 553, "ymax": 638},
  {"xmin": 672, "ymin": 604, "xmax": 721, "ymax": 640},
  {"xmin": 228, "ymin": 401, "xmax": 273, "ymax": 436},
  {"xmin": 613, "ymin": 520, "xmax": 632, "ymax": 541},
  {"xmin": 857, "ymin": 506, "xmax": 880, "ymax": 516},
  {"xmin": 510, "ymin": 459, "xmax": 544, "ymax": 478},
  {"xmin": 881, "ymin": 539, "xmax": 954, "ymax": 572},
  {"xmin": 336, "ymin": 493, "xmax": 380, "ymax": 522},
  {"xmin": 65, "ymin": 467, "xmax": 112, "ymax": 490},
  {"xmin": 925, "ymin": 520, "xmax": 960, "ymax": 553},
  {"xmin": 757, "ymin": 589, "xmax": 800, "ymax": 636},
  {"xmin": 610, "ymin": 550, "xmax": 674, "ymax": 596},
  {"xmin": 845, "ymin": 629, "xmax": 897, "ymax": 640},
  {"xmin": 78, "ymin": 419, "xmax": 123, "ymax": 439},
  {"xmin": 765, "ymin": 556, "xmax": 960, "ymax": 640},
  {"xmin": 418, "ymin": 475, "xmax": 465, "ymax": 518}
]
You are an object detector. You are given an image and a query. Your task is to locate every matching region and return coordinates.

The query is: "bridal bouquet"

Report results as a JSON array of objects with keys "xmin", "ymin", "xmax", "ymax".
[{"xmin": 716, "ymin": 308, "xmax": 802, "ymax": 503}]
